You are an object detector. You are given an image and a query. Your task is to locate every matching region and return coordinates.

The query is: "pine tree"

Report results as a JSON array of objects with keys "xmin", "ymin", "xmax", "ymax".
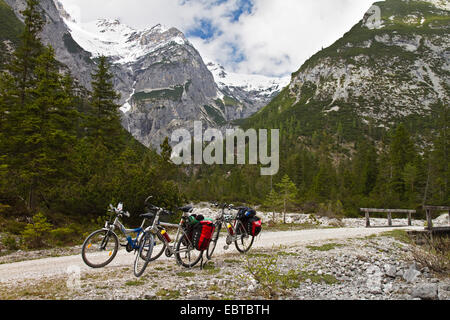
[
  {"xmin": 89, "ymin": 56, "xmax": 122, "ymax": 148},
  {"xmin": 389, "ymin": 124, "xmax": 415, "ymax": 199},
  {"xmin": 263, "ymin": 189, "xmax": 281, "ymax": 222},
  {"xmin": 352, "ymin": 140, "xmax": 378, "ymax": 196},
  {"xmin": 275, "ymin": 174, "xmax": 299, "ymax": 224},
  {"xmin": 9, "ymin": 0, "xmax": 44, "ymax": 109},
  {"xmin": 160, "ymin": 137, "xmax": 172, "ymax": 163},
  {"xmin": 13, "ymin": 46, "xmax": 78, "ymax": 210}
]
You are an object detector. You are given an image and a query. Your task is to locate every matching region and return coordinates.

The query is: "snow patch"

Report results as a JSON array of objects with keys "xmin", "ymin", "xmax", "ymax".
[
  {"xmin": 207, "ymin": 62, "xmax": 290, "ymax": 96},
  {"xmin": 61, "ymin": 15, "xmax": 186, "ymax": 65}
]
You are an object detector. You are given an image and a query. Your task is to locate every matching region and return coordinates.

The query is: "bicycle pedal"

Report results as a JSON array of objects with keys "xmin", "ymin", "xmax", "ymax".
[{"xmin": 223, "ymin": 245, "xmax": 229, "ymax": 250}]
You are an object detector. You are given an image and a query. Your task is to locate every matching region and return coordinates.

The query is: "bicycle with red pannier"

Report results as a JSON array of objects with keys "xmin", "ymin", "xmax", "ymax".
[{"xmin": 206, "ymin": 203, "xmax": 262, "ymax": 260}]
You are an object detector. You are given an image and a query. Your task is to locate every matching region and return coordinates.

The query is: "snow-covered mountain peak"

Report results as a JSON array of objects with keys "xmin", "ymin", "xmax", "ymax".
[
  {"xmin": 206, "ymin": 61, "xmax": 290, "ymax": 96},
  {"xmin": 55, "ymin": 0, "xmax": 188, "ymax": 65}
]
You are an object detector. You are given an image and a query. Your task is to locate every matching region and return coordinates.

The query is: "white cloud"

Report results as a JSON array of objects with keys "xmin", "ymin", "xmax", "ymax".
[{"xmin": 58, "ymin": 0, "xmax": 378, "ymax": 77}]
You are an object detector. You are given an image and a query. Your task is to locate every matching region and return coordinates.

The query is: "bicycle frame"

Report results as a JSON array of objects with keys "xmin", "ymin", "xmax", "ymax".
[
  {"xmin": 106, "ymin": 215, "xmax": 147, "ymax": 250},
  {"xmin": 148, "ymin": 208, "xmax": 194, "ymax": 256},
  {"xmin": 213, "ymin": 205, "xmax": 243, "ymax": 242}
]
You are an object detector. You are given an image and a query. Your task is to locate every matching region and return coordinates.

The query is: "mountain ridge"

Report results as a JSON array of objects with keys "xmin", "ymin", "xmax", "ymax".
[{"xmin": 244, "ymin": 0, "xmax": 449, "ymax": 144}]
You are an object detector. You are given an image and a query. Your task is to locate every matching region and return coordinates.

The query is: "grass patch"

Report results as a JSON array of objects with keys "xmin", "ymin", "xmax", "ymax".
[
  {"xmin": 0, "ymin": 278, "xmax": 70, "ymax": 300},
  {"xmin": 203, "ymin": 262, "xmax": 221, "ymax": 275},
  {"xmin": 380, "ymin": 230, "xmax": 412, "ymax": 244},
  {"xmin": 264, "ymin": 222, "xmax": 325, "ymax": 232},
  {"xmin": 125, "ymin": 279, "xmax": 145, "ymax": 286},
  {"xmin": 176, "ymin": 271, "xmax": 196, "ymax": 278},
  {"xmin": 299, "ymin": 271, "xmax": 339, "ymax": 285},
  {"xmin": 306, "ymin": 243, "xmax": 343, "ymax": 251},
  {"xmin": 133, "ymin": 85, "xmax": 184, "ymax": 102},
  {"xmin": 278, "ymin": 251, "xmax": 300, "ymax": 257},
  {"xmin": 156, "ymin": 288, "xmax": 181, "ymax": 300},
  {"xmin": 224, "ymin": 259, "xmax": 240, "ymax": 264}
]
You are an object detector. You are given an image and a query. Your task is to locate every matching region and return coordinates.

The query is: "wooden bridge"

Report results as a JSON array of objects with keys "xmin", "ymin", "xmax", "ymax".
[
  {"xmin": 360, "ymin": 206, "xmax": 450, "ymax": 232},
  {"xmin": 360, "ymin": 208, "xmax": 416, "ymax": 228}
]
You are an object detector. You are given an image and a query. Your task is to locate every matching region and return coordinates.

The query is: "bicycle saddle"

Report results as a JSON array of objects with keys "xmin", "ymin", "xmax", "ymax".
[
  {"xmin": 178, "ymin": 205, "xmax": 193, "ymax": 213},
  {"xmin": 140, "ymin": 212, "xmax": 155, "ymax": 219}
]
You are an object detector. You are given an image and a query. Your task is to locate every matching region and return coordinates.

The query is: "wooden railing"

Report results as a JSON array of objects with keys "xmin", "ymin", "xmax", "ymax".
[{"xmin": 360, "ymin": 208, "xmax": 416, "ymax": 228}]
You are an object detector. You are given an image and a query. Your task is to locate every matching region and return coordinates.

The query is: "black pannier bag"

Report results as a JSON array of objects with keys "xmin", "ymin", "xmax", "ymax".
[
  {"xmin": 191, "ymin": 220, "xmax": 215, "ymax": 251},
  {"xmin": 246, "ymin": 216, "xmax": 262, "ymax": 237},
  {"xmin": 237, "ymin": 207, "xmax": 257, "ymax": 220}
]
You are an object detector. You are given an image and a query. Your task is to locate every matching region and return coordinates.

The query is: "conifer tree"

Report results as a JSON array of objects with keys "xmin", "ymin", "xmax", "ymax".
[
  {"xmin": 264, "ymin": 189, "xmax": 281, "ymax": 222},
  {"xmin": 9, "ymin": 0, "xmax": 44, "ymax": 108},
  {"xmin": 275, "ymin": 174, "xmax": 299, "ymax": 224},
  {"xmin": 14, "ymin": 46, "xmax": 77, "ymax": 210},
  {"xmin": 89, "ymin": 56, "xmax": 122, "ymax": 148}
]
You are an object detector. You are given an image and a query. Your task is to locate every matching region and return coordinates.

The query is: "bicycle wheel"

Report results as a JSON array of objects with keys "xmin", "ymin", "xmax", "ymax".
[
  {"xmin": 134, "ymin": 233, "xmax": 154, "ymax": 277},
  {"xmin": 140, "ymin": 230, "xmax": 166, "ymax": 262},
  {"xmin": 82, "ymin": 229, "xmax": 119, "ymax": 268},
  {"xmin": 175, "ymin": 234, "xmax": 203, "ymax": 268},
  {"xmin": 206, "ymin": 223, "xmax": 221, "ymax": 260},
  {"xmin": 234, "ymin": 220, "xmax": 254, "ymax": 253}
]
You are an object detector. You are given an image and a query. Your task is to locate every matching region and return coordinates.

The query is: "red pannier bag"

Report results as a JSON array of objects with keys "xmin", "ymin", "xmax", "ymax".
[
  {"xmin": 246, "ymin": 216, "xmax": 262, "ymax": 236},
  {"xmin": 192, "ymin": 220, "xmax": 215, "ymax": 251}
]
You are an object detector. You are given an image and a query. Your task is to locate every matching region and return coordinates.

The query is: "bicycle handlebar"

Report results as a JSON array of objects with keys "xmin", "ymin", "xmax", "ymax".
[{"xmin": 108, "ymin": 204, "xmax": 130, "ymax": 218}]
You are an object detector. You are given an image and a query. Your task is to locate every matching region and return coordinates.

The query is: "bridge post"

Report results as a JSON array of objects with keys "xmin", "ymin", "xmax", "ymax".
[
  {"xmin": 365, "ymin": 210, "xmax": 370, "ymax": 228},
  {"xmin": 387, "ymin": 212, "xmax": 392, "ymax": 226},
  {"xmin": 426, "ymin": 208, "xmax": 433, "ymax": 230}
]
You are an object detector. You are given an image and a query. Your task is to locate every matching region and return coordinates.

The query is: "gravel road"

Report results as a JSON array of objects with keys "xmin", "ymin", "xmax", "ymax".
[{"xmin": 0, "ymin": 226, "xmax": 422, "ymax": 283}]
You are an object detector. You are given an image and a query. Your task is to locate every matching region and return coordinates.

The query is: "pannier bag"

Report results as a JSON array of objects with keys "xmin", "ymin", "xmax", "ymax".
[
  {"xmin": 237, "ymin": 207, "xmax": 256, "ymax": 219},
  {"xmin": 246, "ymin": 216, "xmax": 262, "ymax": 237},
  {"xmin": 244, "ymin": 209, "xmax": 256, "ymax": 218},
  {"xmin": 192, "ymin": 220, "xmax": 215, "ymax": 251}
]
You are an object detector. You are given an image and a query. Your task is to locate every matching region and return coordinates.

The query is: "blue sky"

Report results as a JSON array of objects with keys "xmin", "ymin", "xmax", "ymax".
[{"xmin": 59, "ymin": 0, "xmax": 377, "ymax": 77}]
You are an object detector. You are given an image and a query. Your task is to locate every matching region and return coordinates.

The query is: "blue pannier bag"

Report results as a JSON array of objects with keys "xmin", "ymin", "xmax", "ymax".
[{"xmin": 245, "ymin": 209, "xmax": 256, "ymax": 218}]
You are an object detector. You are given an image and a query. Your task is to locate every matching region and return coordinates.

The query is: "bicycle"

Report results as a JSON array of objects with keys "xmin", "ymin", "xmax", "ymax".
[
  {"xmin": 142, "ymin": 199, "xmax": 204, "ymax": 269},
  {"xmin": 81, "ymin": 203, "xmax": 150, "ymax": 269},
  {"xmin": 206, "ymin": 203, "xmax": 255, "ymax": 260}
]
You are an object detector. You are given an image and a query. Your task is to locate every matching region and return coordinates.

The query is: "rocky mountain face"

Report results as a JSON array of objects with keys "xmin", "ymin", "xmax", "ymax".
[
  {"xmin": 2, "ymin": 0, "xmax": 288, "ymax": 150},
  {"xmin": 207, "ymin": 62, "xmax": 290, "ymax": 120},
  {"xmin": 245, "ymin": 0, "xmax": 449, "ymax": 141},
  {"xmin": 3, "ymin": 0, "xmax": 95, "ymax": 88}
]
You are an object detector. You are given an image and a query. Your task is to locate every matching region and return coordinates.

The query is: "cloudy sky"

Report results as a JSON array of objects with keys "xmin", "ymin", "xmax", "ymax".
[{"xmin": 59, "ymin": 0, "xmax": 377, "ymax": 77}]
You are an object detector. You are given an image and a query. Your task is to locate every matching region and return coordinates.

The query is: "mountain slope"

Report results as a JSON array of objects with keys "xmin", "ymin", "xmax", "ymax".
[
  {"xmin": 207, "ymin": 61, "xmax": 290, "ymax": 119},
  {"xmin": 3, "ymin": 0, "xmax": 95, "ymax": 88},
  {"xmin": 0, "ymin": 0, "xmax": 23, "ymax": 46},
  {"xmin": 244, "ymin": 0, "xmax": 449, "ymax": 143}
]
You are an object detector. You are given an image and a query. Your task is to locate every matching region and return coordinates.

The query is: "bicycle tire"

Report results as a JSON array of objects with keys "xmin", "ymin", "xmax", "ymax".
[
  {"xmin": 206, "ymin": 223, "xmax": 221, "ymax": 260},
  {"xmin": 134, "ymin": 233, "xmax": 154, "ymax": 277},
  {"xmin": 140, "ymin": 230, "xmax": 166, "ymax": 262},
  {"xmin": 81, "ymin": 229, "xmax": 119, "ymax": 268},
  {"xmin": 234, "ymin": 220, "xmax": 254, "ymax": 253},
  {"xmin": 175, "ymin": 234, "xmax": 203, "ymax": 268}
]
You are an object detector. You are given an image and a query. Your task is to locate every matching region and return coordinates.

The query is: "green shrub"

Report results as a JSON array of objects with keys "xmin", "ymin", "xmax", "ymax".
[
  {"xmin": 21, "ymin": 213, "xmax": 53, "ymax": 249},
  {"xmin": 1, "ymin": 234, "xmax": 18, "ymax": 251},
  {"xmin": 50, "ymin": 227, "xmax": 76, "ymax": 246},
  {"xmin": 3, "ymin": 220, "xmax": 27, "ymax": 235}
]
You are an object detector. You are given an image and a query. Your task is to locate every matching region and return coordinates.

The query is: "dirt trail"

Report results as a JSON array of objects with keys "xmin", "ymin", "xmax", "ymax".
[{"xmin": 0, "ymin": 226, "xmax": 421, "ymax": 283}]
